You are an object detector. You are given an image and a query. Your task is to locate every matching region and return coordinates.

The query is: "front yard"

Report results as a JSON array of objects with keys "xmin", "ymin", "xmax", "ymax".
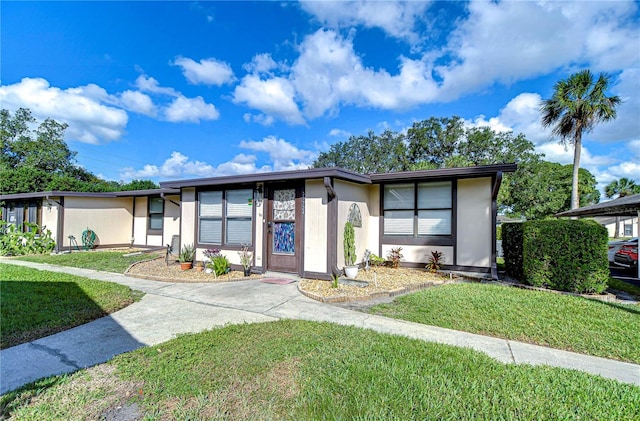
[
  {"xmin": 3, "ymin": 320, "xmax": 639, "ymax": 420},
  {"xmin": 0, "ymin": 264, "xmax": 138, "ymax": 349},
  {"xmin": 369, "ymin": 282, "xmax": 640, "ymax": 363}
]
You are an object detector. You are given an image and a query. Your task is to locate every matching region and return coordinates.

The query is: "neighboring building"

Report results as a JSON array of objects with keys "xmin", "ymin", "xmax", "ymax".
[
  {"xmin": 160, "ymin": 164, "xmax": 516, "ymax": 279},
  {"xmin": 595, "ymin": 216, "xmax": 639, "ymax": 238},
  {"xmin": 0, "ymin": 189, "xmax": 180, "ymax": 251}
]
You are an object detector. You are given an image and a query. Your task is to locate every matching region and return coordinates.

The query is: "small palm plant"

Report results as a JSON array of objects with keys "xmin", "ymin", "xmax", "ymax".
[{"xmin": 425, "ymin": 250, "xmax": 444, "ymax": 273}]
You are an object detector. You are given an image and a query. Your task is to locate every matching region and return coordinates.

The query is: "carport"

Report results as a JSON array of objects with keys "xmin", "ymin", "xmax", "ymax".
[{"xmin": 556, "ymin": 194, "xmax": 640, "ymax": 279}]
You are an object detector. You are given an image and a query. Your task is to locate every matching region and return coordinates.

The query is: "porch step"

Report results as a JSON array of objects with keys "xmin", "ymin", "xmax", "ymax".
[{"xmin": 263, "ymin": 271, "xmax": 300, "ymax": 280}]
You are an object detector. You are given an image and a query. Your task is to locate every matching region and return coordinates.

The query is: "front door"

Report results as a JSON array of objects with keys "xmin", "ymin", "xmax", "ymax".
[{"xmin": 266, "ymin": 184, "xmax": 302, "ymax": 273}]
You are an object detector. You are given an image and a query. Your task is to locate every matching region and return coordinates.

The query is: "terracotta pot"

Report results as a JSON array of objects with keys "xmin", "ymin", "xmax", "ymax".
[
  {"xmin": 195, "ymin": 265, "xmax": 204, "ymax": 272},
  {"xmin": 180, "ymin": 262, "xmax": 193, "ymax": 271}
]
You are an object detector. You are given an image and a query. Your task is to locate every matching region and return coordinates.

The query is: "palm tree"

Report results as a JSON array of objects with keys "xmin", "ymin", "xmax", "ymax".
[
  {"xmin": 541, "ymin": 70, "xmax": 621, "ymax": 210},
  {"xmin": 605, "ymin": 178, "xmax": 638, "ymax": 237}
]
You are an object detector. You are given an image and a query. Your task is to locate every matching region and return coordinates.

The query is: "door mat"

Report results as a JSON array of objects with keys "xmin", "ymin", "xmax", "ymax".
[{"xmin": 260, "ymin": 278, "xmax": 296, "ymax": 284}]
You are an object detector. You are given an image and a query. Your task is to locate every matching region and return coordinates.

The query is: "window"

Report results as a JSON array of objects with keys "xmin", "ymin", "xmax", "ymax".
[
  {"xmin": 148, "ymin": 197, "xmax": 164, "ymax": 233},
  {"xmin": 383, "ymin": 181, "xmax": 452, "ymax": 238},
  {"xmin": 199, "ymin": 189, "xmax": 253, "ymax": 246},
  {"xmin": 624, "ymin": 222, "xmax": 633, "ymax": 237}
]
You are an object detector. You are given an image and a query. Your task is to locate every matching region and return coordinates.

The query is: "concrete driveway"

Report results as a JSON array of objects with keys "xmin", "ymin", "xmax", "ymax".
[{"xmin": 1, "ymin": 259, "xmax": 639, "ymax": 394}]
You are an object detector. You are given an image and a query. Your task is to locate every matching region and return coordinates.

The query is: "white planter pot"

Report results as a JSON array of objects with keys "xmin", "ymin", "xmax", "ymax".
[{"xmin": 344, "ymin": 266, "xmax": 358, "ymax": 279}]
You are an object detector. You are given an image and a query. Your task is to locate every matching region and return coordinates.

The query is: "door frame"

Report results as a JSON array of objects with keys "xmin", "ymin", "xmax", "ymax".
[{"xmin": 263, "ymin": 182, "xmax": 305, "ymax": 275}]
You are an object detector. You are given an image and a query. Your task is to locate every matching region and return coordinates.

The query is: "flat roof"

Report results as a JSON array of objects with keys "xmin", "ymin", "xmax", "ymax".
[
  {"xmin": 0, "ymin": 188, "xmax": 180, "ymax": 201},
  {"xmin": 160, "ymin": 167, "xmax": 371, "ymax": 189},
  {"xmin": 161, "ymin": 164, "xmax": 517, "ymax": 188},
  {"xmin": 556, "ymin": 194, "xmax": 640, "ymax": 217}
]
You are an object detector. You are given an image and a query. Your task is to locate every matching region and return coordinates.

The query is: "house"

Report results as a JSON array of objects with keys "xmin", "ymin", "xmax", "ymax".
[
  {"xmin": 0, "ymin": 189, "xmax": 180, "ymax": 251},
  {"xmin": 594, "ymin": 216, "xmax": 638, "ymax": 238},
  {"xmin": 160, "ymin": 164, "xmax": 516, "ymax": 279}
]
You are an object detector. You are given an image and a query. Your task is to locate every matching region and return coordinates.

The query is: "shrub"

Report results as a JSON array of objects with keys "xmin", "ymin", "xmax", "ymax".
[
  {"xmin": 367, "ymin": 253, "xmax": 386, "ymax": 267},
  {"xmin": 425, "ymin": 250, "xmax": 444, "ymax": 273},
  {"xmin": 211, "ymin": 255, "xmax": 230, "ymax": 276},
  {"xmin": 502, "ymin": 223, "xmax": 524, "ymax": 280},
  {"xmin": 522, "ymin": 219, "xmax": 608, "ymax": 294},
  {"xmin": 387, "ymin": 247, "xmax": 403, "ymax": 269},
  {"xmin": 0, "ymin": 222, "xmax": 55, "ymax": 256}
]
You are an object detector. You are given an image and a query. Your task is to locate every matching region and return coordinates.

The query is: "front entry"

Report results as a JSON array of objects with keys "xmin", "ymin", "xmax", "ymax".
[{"xmin": 266, "ymin": 184, "xmax": 303, "ymax": 273}]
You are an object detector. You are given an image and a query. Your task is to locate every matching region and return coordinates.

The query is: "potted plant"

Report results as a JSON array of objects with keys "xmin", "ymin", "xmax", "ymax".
[
  {"xmin": 343, "ymin": 221, "xmax": 358, "ymax": 279},
  {"xmin": 179, "ymin": 243, "xmax": 195, "ymax": 270},
  {"xmin": 194, "ymin": 260, "xmax": 204, "ymax": 272},
  {"xmin": 238, "ymin": 244, "xmax": 253, "ymax": 277}
]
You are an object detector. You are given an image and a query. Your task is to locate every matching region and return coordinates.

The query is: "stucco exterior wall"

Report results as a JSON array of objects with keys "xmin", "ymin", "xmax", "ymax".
[
  {"xmin": 381, "ymin": 244, "xmax": 454, "ymax": 266},
  {"xmin": 63, "ymin": 197, "xmax": 133, "ymax": 247},
  {"xmin": 456, "ymin": 177, "xmax": 492, "ymax": 268},
  {"xmin": 133, "ymin": 197, "xmax": 147, "ymax": 246},
  {"xmin": 253, "ymin": 185, "xmax": 264, "ymax": 269},
  {"xmin": 335, "ymin": 180, "xmax": 372, "ymax": 268},
  {"xmin": 304, "ymin": 179, "xmax": 328, "ymax": 273},
  {"xmin": 181, "ymin": 188, "xmax": 195, "ymax": 252},
  {"xmin": 163, "ymin": 195, "xmax": 181, "ymax": 247},
  {"xmin": 41, "ymin": 198, "xmax": 60, "ymax": 248}
]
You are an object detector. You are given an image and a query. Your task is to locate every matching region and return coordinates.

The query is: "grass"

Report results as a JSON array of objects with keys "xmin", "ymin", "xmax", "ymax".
[
  {"xmin": 16, "ymin": 250, "xmax": 160, "ymax": 273},
  {"xmin": 608, "ymin": 276, "xmax": 640, "ymax": 300},
  {"xmin": 2, "ymin": 321, "xmax": 638, "ymax": 420},
  {"xmin": 370, "ymin": 282, "xmax": 640, "ymax": 363},
  {"xmin": 0, "ymin": 264, "xmax": 139, "ymax": 349}
]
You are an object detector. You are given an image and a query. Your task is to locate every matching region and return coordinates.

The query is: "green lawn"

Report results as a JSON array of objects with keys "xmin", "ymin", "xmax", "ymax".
[
  {"xmin": 370, "ymin": 282, "xmax": 640, "ymax": 363},
  {"xmin": 0, "ymin": 264, "xmax": 139, "ymax": 349},
  {"xmin": 16, "ymin": 250, "xmax": 160, "ymax": 273},
  {"xmin": 2, "ymin": 321, "xmax": 638, "ymax": 420}
]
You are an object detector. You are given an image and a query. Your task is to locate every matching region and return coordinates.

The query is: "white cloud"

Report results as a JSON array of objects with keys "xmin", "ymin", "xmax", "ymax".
[
  {"xmin": 135, "ymin": 75, "xmax": 180, "ymax": 97},
  {"xmin": 164, "ymin": 96, "xmax": 219, "ymax": 123},
  {"xmin": 233, "ymin": 74, "xmax": 305, "ymax": 125},
  {"xmin": 243, "ymin": 53, "xmax": 280, "ymax": 75},
  {"xmin": 0, "ymin": 77, "xmax": 128, "ymax": 144},
  {"xmin": 435, "ymin": 1, "xmax": 639, "ymax": 101},
  {"xmin": 135, "ymin": 73, "xmax": 220, "ymax": 122},
  {"xmin": 329, "ymin": 128, "xmax": 351, "ymax": 138},
  {"xmin": 243, "ymin": 113, "xmax": 275, "ymax": 126},
  {"xmin": 172, "ymin": 56, "xmax": 235, "ymax": 86},
  {"xmin": 118, "ymin": 90, "xmax": 156, "ymax": 116},
  {"xmin": 239, "ymin": 135, "xmax": 316, "ymax": 171},
  {"xmin": 299, "ymin": 0, "xmax": 429, "ymax": 45}
]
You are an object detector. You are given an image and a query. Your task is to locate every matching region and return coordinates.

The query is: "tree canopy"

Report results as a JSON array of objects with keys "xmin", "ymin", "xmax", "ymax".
[
  {"xmin": 1, "ymin": 108, "xmax": 158, "ymax": 194},
  {"xmin": 313, "ymin": 116, "xmax": 600, "ymax": 219}
]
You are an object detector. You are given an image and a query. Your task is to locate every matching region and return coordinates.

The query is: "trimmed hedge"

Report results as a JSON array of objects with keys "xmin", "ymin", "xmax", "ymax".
[
  {"xmin": 502, "ymin": 223, "xmax": 524, "ymax": 280},
  {"xmin": 503, "ymin": 219, "xmax": 608, "ymax": 294}
]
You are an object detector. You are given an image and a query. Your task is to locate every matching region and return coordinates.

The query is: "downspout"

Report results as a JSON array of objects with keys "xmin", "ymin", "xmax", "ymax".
[
  {"xmin": 131, "ymin": 197, "xmax": 136, "ymax": 246},
  {"xmin": 490, "ymin": 171, "xmax": 503, "ymax": 280},
  {"xmin": 324, "ymin": 177, "xmax": 340, "ymax": 277}
]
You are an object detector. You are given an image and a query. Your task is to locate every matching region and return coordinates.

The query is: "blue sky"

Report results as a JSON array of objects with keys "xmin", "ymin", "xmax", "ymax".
[{"xmin": 2, "ymin": 1, "xmax": 639, "ymax": 195}]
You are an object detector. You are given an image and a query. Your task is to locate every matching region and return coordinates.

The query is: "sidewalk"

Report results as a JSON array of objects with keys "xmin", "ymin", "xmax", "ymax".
[{"xmin": 1, "ymin": 259, "xmax": 638, "ymax": 394}]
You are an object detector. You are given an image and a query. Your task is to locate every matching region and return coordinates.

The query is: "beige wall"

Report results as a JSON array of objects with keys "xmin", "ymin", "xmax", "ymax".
[
  {"xmin": 304, "ymin": 179, "xmax": 328, "ymax": 273},
  {"xmin": 41, "ymin": 198, "xmax": 60, "ymax": 247},
  {"xmin": 63, "ymin": 197, "xmax": 133, "ymax": 246},
  {"xmin": 162, "ymin": 194, "xmax": 181, "ymax": 246},
  {"xmin": 253, "ymin": 183, "xmax": 265, "ymax": 269},
  {"xmin": 133, "ymin": 197, "xmax": 147, "ymax": 246},
  {"xmin": 181, "ymin": 188, "xmax": 195, "ymax": 251},
  {"xmin": 456, "ymin": 177, "xmax": 492, "ymax": 268},
  {"xmin": 381, "ymin": 244, "xmax": 454, "ymax": 266},
  {"xmin": 335, "ymin": 180, "xmax": 372, "ymax": 268}
]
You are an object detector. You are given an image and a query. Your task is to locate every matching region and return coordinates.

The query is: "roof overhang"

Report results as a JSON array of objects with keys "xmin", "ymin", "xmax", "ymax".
[
  {"xmin": 160, "ymin": 167, "xmax": 371, "ymax": 189},
  {"xmin": 0, "ymin": 188, "xmax": 179, "ymax": 201},
  {"xmin": 556, "ymin": 194, "xmax": 640, "ymax": 218},
  {"xmin": 369, "ymin": 163, "xmax": 517, "ymax": 183}
]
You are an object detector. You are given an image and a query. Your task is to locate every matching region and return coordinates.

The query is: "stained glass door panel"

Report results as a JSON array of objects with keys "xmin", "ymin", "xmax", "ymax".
[{"xmin": 267, "ymin": 186, "xmax": 299, "ymax": 273}]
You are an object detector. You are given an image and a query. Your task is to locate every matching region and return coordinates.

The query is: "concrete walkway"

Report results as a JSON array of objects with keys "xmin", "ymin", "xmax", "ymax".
[{"xmin": 1, "ymin": 259, "xmax": 638, "ymax": 395}]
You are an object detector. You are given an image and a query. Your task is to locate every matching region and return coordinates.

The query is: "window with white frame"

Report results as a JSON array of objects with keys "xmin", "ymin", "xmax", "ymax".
[
  {"xmin": 199, "ymin": 189, "xmax": 253, "ymax": 246},
  {"xmin": 383, "ymin": 181, "xmax": 452, "ymax": 237}
]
